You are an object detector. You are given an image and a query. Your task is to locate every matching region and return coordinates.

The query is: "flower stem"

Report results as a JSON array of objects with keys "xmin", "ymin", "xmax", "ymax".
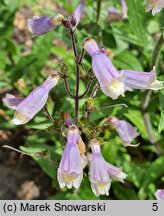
[
  {"xmin": 78, "ymin": 48, "xmax": 85, "ymax": 64},
  {"xmin": 44, "ymin": 106, "xmax": 55, "ymax": 125},
  {"xmin": 3, "ymin": 145, "xmax": 32, "ymax": 156},
  {"xmin": 63, "ymin": 75, "xmax": 75, "ymax": 98},
  {"xmin": 151, "ymin": 34, "xmax": 164, "ymax": 68},
  {"xmin": 98, "ymin": 103, "xmax": 128, "ymax": 110},
  {"xmin": 96, "ymin": 0, "xmax": 102, "ymax": 23},
  {"xmin": 79, "ymin": 79, "xmax": 93, "ymax": 98},
  {"xmin": 90, "ymin": 82, "xmax": 100, "ymax": 98},
  {"xmin": 69, "ymin": 28, "xmax": 78, "ymax": 57},
  {"xmin": 69, "ymin": 28, "xmax": 80, "ymax": 125}
]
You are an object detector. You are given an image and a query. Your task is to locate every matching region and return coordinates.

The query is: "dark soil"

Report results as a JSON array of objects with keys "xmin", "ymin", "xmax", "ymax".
[{"xmin": 0, "ymin": 147, "xmax": 55, "ymax": 200}]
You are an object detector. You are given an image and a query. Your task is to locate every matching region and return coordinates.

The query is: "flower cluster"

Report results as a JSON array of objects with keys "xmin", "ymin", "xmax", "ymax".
[
  {"xmin": 83, "ymin": 38, "xmax": 163, "ymax": 100},
  {"xmin": 2, "ymin": 0, "xmax": 164, "ymax": 198}
]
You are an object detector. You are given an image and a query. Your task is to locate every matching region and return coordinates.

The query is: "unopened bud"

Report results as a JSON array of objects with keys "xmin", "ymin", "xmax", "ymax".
[{"xmin": 60, "ymin": 63, "xmax": 68, "ymax": 75}]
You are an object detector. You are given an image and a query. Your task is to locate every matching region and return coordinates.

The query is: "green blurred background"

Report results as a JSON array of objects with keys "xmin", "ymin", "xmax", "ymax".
[{"xmin": 0, "ymin": 0, "xmax": 164, "ymax": 200}]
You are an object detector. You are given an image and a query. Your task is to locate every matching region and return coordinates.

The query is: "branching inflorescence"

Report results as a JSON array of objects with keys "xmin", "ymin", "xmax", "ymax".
[{"xmin": 2, "ymin": 0, "xmax": 164, "ymax": 197}]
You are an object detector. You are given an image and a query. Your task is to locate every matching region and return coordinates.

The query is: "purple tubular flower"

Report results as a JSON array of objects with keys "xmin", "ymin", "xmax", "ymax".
[
  {"xmin": 88, "ymin": 139, "xmax": 127, "ymax": 197},
  {"xmin": 83, "ymin": 38, "xmax": 125, "ymax": 100},
  {"xmin": 71, "ymin": 0, "xmax": 85, "ymax": 27},
  {"xmin": 27, "ymin": 16, "xmax": 53, "ymax": 35},
  {"xmin": 155, "ymin": 189, "xmax": 164, "ymax": 200},
  {"xmin": 27, "ymin": 14, "xmax": 64, "ymax": 35},
  {"xmin": 119, "ymin": 67, "xmax": 163, "ymax": 91},
  {"xmin": 108, "ymin": 116, "xmax": 139, "ymax": 147},
  {"xmin": 146, "ymin": 0, "xmax": 164, "ymax": 16},
  {"xmin": 57, "ymin": 125, "xmax": 84, "ymax": 189},
  {"xmin": 3, "ymin": 74, "xmax": 59, "ymax": 125},
  {"xmin": 121, "ymin": 0, "xmax": 128, "ymax": 18}
]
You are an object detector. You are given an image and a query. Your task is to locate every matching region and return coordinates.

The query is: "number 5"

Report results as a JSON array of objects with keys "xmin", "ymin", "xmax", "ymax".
[{"xmin": 152, "ymin": 203, "xmax": 158, "ymax": 211}]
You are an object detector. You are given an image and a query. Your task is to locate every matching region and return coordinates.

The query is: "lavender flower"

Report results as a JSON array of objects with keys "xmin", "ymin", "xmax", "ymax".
[
  {"xmin": 108, "ymin": 116, "xmax": 139, "ymax": 147},
  {"xmin": 88, "ymin": 139, "xmax": 127, "ymax": 196},
  {"xmin": 83, "ymin": 38, "xmax": 125, "ymax": 100},
  {"xmin": 71, "ymin": 0, "xmax": 85, "ymax": 27},
  {"xmin": 2, "ymin": 94, "xmax": 24, "ymax": 109},
  {"xmin": 57, "ymin": 125, "xmax": 85, "ymax": 189},
  {"xmin": 121, "ymin": 0, "xmax": 128, "ymax": 18},
  {"xmin": 3, "ymin": 73, "xmax": 59, "ymax": 125},
  {"xmin": 155, "ymin": 189, "xmax": 164, "ymax": 200},
  {"xmin": 146, "ymin": 0, "xmax": 164, "ymax": 16},
  {"xmin": 27, "ymin": 14, "xmax": 64, "ymax": 35},
  {"xmin": 106, "ymin": 163, "xmax": 127, "ymax": 183},
  {"xmin": 119, "ymin": 67, "xmax": 163, "ymax": 91}
]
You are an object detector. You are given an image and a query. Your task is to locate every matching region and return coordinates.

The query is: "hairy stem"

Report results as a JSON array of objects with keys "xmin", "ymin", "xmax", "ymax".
[
  {"xmin": 90, "ymin": 82, "xmax": 100, "ymax": 98},
  {"xmin": 3, "ymin": 145, "xmax": 31, "ymax": 156},
  {"xmin": 69, "ymin": 28, "xmax": 80, "ymax": 125},
  {"xmin": 63, "ymin": 75, "xmax": 75, "ymax": 98},
  {"xmin": 79, "ymin": 79, "xmax": 93, "ymax": 98},
  {"xmin": 3, "ymin": 145, "xmax": 57, "ymax": 166},
  {"xmin": 78, "ymin": 48, "xmax": 85, "ymax": 64},
  {"xmin": 98, "ymin": 103, "xmax": 128, "ymax": 110},
  {"xmin": 96, "ymin": 0, "xmax": 102, "ymax": 23},
  {"xmin": 44, "ymin": 106, "xmax": 55, "ymax": 125}
]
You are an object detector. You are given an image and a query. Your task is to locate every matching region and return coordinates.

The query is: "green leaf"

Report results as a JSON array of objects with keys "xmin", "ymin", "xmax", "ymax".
[
  {"xmin": 6, "ymin": 34, "xmax": 53, "ymax": 82},
  {"xmin": 35, "ymin": 157, "xmax": 56, "ymax": 179},
  {"xmin": 84, "ymin": 21, "xmax": 101, "ymax": 36},
  {"xmin": 158, "ymin": 89, "xmax": 164, "ymax": 133},
  {"xmin": 5, "ymin": 39, "xmax": 17, "ymax": 55},
  {"xmin": 20, "ymin": 145, "xmax": 57, "ymax": 179},
  {"xmin": 111, "ymin": 26, "xmax": 142, "ymax": 46},
  {"xmin": 113, "ymin": 50, "xmax": 143, "ymax": 71},
  {"xmin": 113, "ymin": 183, "xmax": 139, "ymax": 200},
  {"xmin": 126, "ymin": 0, "xmax": 148, "ymax": 46},
  {"xmin": 138, "ymin": 156, "xmax": 164, "ymax": 199},
  {"xmin": 102, "ymin": 29, "xmax": 117, "ymax": 49},
  {"xmin": 124, "ymin": 162, "xmax": 148, "ymax": 188}
]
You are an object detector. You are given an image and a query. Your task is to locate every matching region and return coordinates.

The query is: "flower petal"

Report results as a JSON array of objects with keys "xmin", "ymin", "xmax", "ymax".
[
  {"xmin": 119, "ymin": 67, "xmax": 163, "ymax": 90},
  {"xmin": 2, "ymin": 93, "xmax": 24, "ymax": 109},
  {"xmin": 72, "ymin": 0, "xmax": 85, "ymax": 26}
]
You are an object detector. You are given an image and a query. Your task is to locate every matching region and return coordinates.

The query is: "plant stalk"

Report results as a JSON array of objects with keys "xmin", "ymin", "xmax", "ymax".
[{"xmin": 69, "ymin": 28, "xmax": 80, "ymax": 125}]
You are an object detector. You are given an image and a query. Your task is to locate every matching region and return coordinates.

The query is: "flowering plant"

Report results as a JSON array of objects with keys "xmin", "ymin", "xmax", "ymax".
[{"xmin": 1, "ymin": 0, "xmax": 164, "ymax": 200}]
